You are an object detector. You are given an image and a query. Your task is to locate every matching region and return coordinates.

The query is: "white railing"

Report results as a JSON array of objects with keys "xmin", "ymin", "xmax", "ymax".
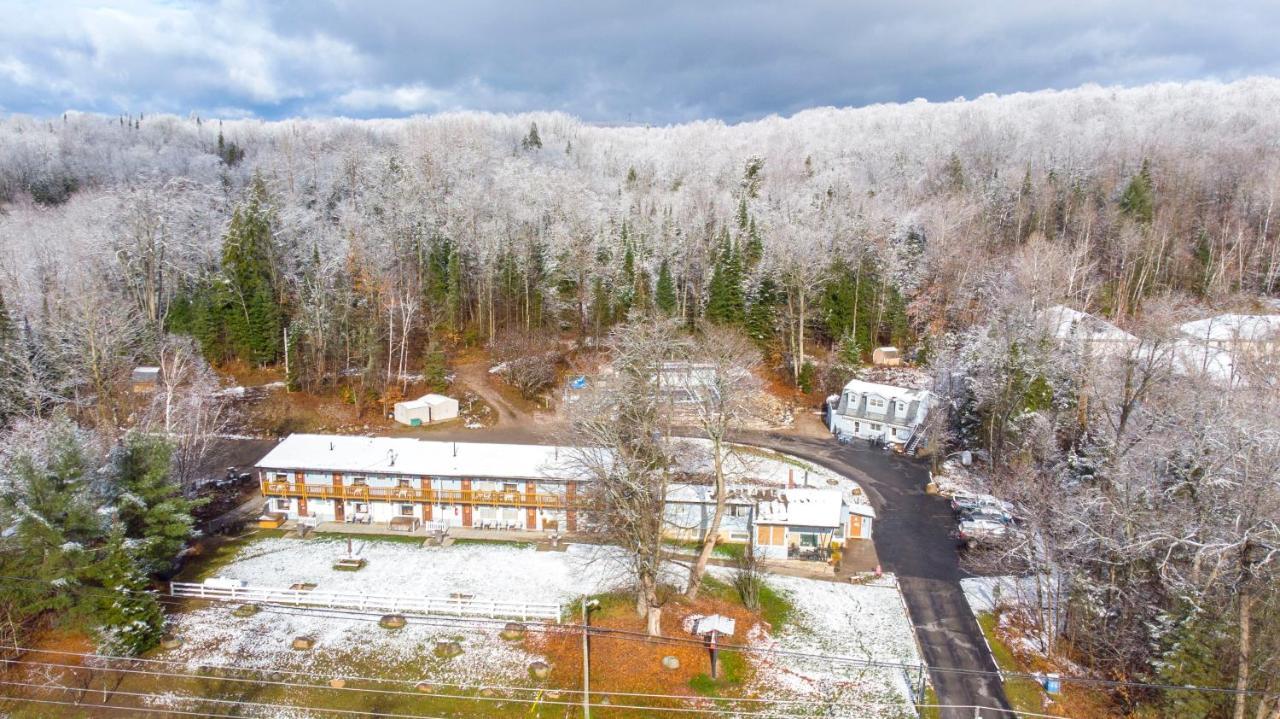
[{"xmin": 170, "ymin": 581, "xmax": 562, "ymax": 622}]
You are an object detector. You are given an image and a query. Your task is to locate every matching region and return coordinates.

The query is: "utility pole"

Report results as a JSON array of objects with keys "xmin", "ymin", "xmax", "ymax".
[{"xmin": 581, "ymin": 598, "xmax": 599, "ymax": 719}]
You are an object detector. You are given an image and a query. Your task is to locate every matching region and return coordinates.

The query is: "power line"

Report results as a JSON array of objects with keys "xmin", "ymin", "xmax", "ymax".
[
  {"xmin": 0, "ymin": 676, "xmax": 452, "ymax": 719},
  {"xmin": 1, "ymin": 656, "xmax": 915, "ymax": 718}
]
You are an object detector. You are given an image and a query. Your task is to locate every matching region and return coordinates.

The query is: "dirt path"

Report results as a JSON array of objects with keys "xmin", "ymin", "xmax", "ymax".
[{"xmin": 452, "ymin": 359, "xmax": 528, "ymax": 425}]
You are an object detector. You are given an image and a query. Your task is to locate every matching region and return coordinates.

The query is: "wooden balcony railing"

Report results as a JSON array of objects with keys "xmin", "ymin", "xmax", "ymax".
[{"xmin": 260, "ymin": 480, "xmax": 581, "ymax": 509}]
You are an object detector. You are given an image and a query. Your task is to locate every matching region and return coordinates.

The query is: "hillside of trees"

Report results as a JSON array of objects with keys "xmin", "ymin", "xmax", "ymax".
[{"xmin": 2, "ymin": 78, "xmax": 1279, "ymax": 411}]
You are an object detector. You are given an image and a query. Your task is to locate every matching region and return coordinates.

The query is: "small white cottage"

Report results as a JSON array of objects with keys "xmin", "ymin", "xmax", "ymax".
[{"xmin": 393, "ymin": 394, "xmax": 459, "ymax": 426}]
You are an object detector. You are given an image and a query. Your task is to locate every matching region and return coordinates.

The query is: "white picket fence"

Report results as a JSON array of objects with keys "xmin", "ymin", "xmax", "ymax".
[{"xmin": 170, "ymin": 581, "xmax": 562, "ymax": 622}]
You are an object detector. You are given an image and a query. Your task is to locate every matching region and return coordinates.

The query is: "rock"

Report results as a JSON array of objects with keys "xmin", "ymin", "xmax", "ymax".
[
  {"xmin": 528, "ymin": 661, "xmax": 551, "ymax": 680},
  {"xmin": 925, "ymin": 482, "xmax": 940, "ymax": 495},
  {"xmin": 160, "ymin": 637, "xmax": 182, "ymax": 650},
  {"xmin": 379, "ymin": 614, "xmax": 407, "ymax": 629},
  {"xmin": 292, "ymin": 637, "xmax": 315, "ymax": 651},
  {"xmin": 661, "ymin": 655, "xmax": 680, "ymax": 670},
  {"xmin": 598, "ymin": 696, "xmax": 612, "ymax": 706},
  {"xmin": 232, "ymin": 604, "xmax": 260, "ymax": 618},
  {"xmin": 499, "ymin": 622, "xmax": 526, "ymax": 641},
  {"xmin": 434, "ymin": 640, "xmax": 463, "ymax": 658},
  {"xmin": 415, "ymin": 682, "xmax": 433, "ymax": 693},
  {"xmin": 329, "ymin": 678, "xmax": 346, "ymax": 689}
]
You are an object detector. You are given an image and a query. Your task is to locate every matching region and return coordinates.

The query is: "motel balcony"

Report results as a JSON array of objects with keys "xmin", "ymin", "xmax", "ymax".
[{"xmin": 260, "ymin": 480, "xmax": 582, "ymax": 510}]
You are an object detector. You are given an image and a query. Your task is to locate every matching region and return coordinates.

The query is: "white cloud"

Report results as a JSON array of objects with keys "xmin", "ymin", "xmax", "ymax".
[{"xmin": 336, "ymin": 84, "xmax": 452, "ymax": 113}]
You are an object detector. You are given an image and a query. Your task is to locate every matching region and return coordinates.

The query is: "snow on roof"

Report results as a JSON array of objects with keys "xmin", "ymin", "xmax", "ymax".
[
  {"xmin": 1170, "ymin": 340, "xmax": 1240, "ymax": 386},
  {"xmin": 257, "ymin": 434, "xmax": 579, "ymax": 481},
  {"xmin": 840, "ymin": 377, "xmax": 931, "ymax": 403},
  {"xmin": 1039, "ymin": 305, "xmax": 1136, "ymax": 344},
  {"xmin": 397, "ymin": 393, "xmax": 457, "ymax": 409},
  {"xmin": 754, "ymin": 488, "xmax": 844, "ymax": 528},
  {"xmin": 1177, "ymin": 314, "xmax": 1280, "ymax": 342},
  {"xmin": 258, "ymin": 434, "xmax": 876, "ymax": 519}
]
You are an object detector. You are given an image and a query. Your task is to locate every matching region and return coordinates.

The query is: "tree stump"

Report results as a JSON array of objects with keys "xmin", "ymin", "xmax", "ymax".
[
  {"xmin": 434, "ymin": 640, "xmax": 463, "ymax": 658},
  {"xmin": 379, "ymin": 614, "xmax": 407, "ymax": 629},
  {"xmin": 528, "ymin": 661, "xmax": 551, "ymax": 680},
  {"xmin": 499, "ymin": 622, "xmax": 526, "ymax": 641}
]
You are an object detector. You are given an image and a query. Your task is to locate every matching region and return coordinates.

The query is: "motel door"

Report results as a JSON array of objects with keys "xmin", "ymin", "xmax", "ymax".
[{"xmin": 333, "ymin": 473, "xmax": 344, "ymax": 521}]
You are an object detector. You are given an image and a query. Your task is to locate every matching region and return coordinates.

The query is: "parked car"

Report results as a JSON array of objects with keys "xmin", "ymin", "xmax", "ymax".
[
  {"xmin": 956, "ymin": 518, "xmax": 1008, "ymax": 548},
  {"xmin": 959, "ymin": 507, "xmax": 1014, "ymax": 525},
  {"xmin": 950, "ymin": 492, "xmax": 1015, "ymax": 515}
]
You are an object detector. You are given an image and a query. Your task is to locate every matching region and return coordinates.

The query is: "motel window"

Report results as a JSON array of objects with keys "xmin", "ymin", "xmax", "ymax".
[
  {"xmin": 400, "ymin": 504, "xmax": 414, "ymax": 516},
  {"xmin": 870, "ymin": 423, "xmax": 882, "ymax": 432},
  {"xmin": 352, "ymin": 477, "xmax": 367, "ymax": 486},
  {"xmin": 503, "ymin": 482, "xmax": 518, "ymax": 494},
  {"xmin": 274, "ymin": 473, "xmax": 288, "ymax": 483},
  {"xmin": 398, "ymin": 478, "xmax": 413, "ymax": 488},
  {"xmin": 274, "ymin": 499, "xmax": 291, "ymax": 511},
  {"xmin": 352, "ymin": 502, "xmax": 368, "ymax": 513},
  {"xmin": 729, "ymin": 505, "xmax": 748, "ymax": 518}
]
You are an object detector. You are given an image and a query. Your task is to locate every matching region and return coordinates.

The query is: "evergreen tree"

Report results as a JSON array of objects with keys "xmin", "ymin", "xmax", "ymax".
[
  {"xmin": 86, "ymin": 528, "xmax": 165, "ymax": 655},
  {"xmin": 705, "ymin": 230, "xmax": 745, "ymax": 325},
  {"xmin": 743, "ymin": 216, "xmax": 763, "ymax": 271},
  {"xmin": 421, "ymin": 341, "xmax": 449, "ymax": 392},
  {"xmin": 221, "ymin": 178, "xmax": 281, "ymax": 364},
  {"xmin": 0, "ymin": 287, "xmax": 31, "ymax": 424},
  {"xmin": 113, "ymin": 433, "xmax": 198, "ymax": 576},
  {"xmin": 445, "ymin": 244, "xmax": 463, "ymax": 335},
  {"xmin": 522, "ymin": 122, "xmax": 542, "ymax": 150},
  {"xmin": 615, "ymin": 234, "xmax": 636, "ymax": 318},
  {"xmin": 1120, "ymin": 159, "xmax": 1155, "ymax": 224},
  {"xmin": 1154, "ymin": 603, "xmax": 1233, "ymax": 718},
  {"xmin": 744, "ymin": 277, "xmax": 780, "ymax": 345},
  {"xmin": 0, "ymin": 415, "xmax": 104, "ymax": 622},
  {"xmin": 655, "ymin": 259, "xmax": 677, "ymax": 316}
]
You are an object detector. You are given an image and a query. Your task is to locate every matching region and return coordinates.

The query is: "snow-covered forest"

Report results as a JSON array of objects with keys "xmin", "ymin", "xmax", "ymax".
[
  {"xmin": 1, "ymin": 77, "xmax": 1279, "ymax": 717},
  {"xmin": 3, "ymin": 78, "xmax": 1280, "ymax": 405}
]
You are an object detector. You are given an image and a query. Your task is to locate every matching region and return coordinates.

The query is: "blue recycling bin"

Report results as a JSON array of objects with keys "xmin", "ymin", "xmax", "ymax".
[{"xmin": 1043, "ymin": 673, "xmax": 1061, "ymax": 694}]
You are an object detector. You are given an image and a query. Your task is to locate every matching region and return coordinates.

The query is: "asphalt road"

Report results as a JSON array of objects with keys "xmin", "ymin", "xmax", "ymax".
[{"xmin": 732, "ymin": 430, "xmax": 1014, "ymax": 719}]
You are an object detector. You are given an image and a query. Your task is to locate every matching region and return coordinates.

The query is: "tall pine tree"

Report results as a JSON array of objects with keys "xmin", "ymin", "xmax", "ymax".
[
  {"xmin": 655, "ymin": 259, "xmax": 677, "ymax": 316},
  {"xmin": 221, "ymin": 177, "xmax": 281, "ymax": 365}
]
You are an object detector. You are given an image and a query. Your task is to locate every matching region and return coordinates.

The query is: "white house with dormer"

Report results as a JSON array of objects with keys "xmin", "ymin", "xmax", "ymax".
[{"xmin": 826, "ymin": 378, "xmax": 932, "ymax": 452}]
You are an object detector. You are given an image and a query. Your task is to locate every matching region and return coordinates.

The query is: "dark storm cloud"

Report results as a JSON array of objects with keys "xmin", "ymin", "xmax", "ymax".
[{"xmin": 1, "ymin": 0, "xmax": 1277, "ymax": 122}]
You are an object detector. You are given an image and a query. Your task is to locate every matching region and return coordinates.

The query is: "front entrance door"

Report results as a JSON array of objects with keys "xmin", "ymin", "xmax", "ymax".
[{"xmin": 335, "ymin": 500, "xmax": 345, "ymax": 522}]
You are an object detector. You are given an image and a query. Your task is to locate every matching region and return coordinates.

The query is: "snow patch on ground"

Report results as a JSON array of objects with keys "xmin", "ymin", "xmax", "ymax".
[
  {"xmin": 738, "ymin": 572, "xmax": 923, "ymax": 717},
  {"xmin": 165, "ymin": 537, "xmax": 922, "ymax": 717}
]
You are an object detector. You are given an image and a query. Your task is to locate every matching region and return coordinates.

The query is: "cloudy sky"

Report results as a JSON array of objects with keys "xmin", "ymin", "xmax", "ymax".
[{"xmin": 2, "ymin": 0, "xmax": 1277, "ymax": 124}]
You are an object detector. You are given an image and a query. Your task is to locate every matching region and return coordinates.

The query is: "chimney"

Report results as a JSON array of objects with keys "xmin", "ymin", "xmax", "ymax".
[{"xmin": 787, "ymin": 468, "xmax": 795, "ymax": 489}]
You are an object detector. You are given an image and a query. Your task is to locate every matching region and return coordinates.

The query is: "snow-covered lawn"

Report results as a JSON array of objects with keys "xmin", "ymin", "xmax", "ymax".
[
  {"xmin": 167, "ymin": 538, "xmax": 613, "ymax": 681},
  {"xmin": 741, "ymin": 573, "xmax": 923, "ymax": 717},
  {"xmin": 163, "ymin": 536, "xmax": 923, "ymax": 716}
]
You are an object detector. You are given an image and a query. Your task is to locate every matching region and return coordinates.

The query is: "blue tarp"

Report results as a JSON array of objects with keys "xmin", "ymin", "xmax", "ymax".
[{"xmin": 569, "ymin": 376, "xmax": 587, "ymax": 389}]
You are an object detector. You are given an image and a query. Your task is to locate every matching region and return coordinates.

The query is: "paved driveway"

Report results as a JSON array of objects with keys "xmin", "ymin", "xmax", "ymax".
[{"xmin": 733, "ymin": 430, "xmax": 1013, "ymax": 719}]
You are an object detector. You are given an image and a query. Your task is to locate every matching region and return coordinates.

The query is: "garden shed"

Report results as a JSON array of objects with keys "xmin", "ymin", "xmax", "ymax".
[{"xmin": 393, "ymin": 394, "xmax": 459, "ymax": 426}]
